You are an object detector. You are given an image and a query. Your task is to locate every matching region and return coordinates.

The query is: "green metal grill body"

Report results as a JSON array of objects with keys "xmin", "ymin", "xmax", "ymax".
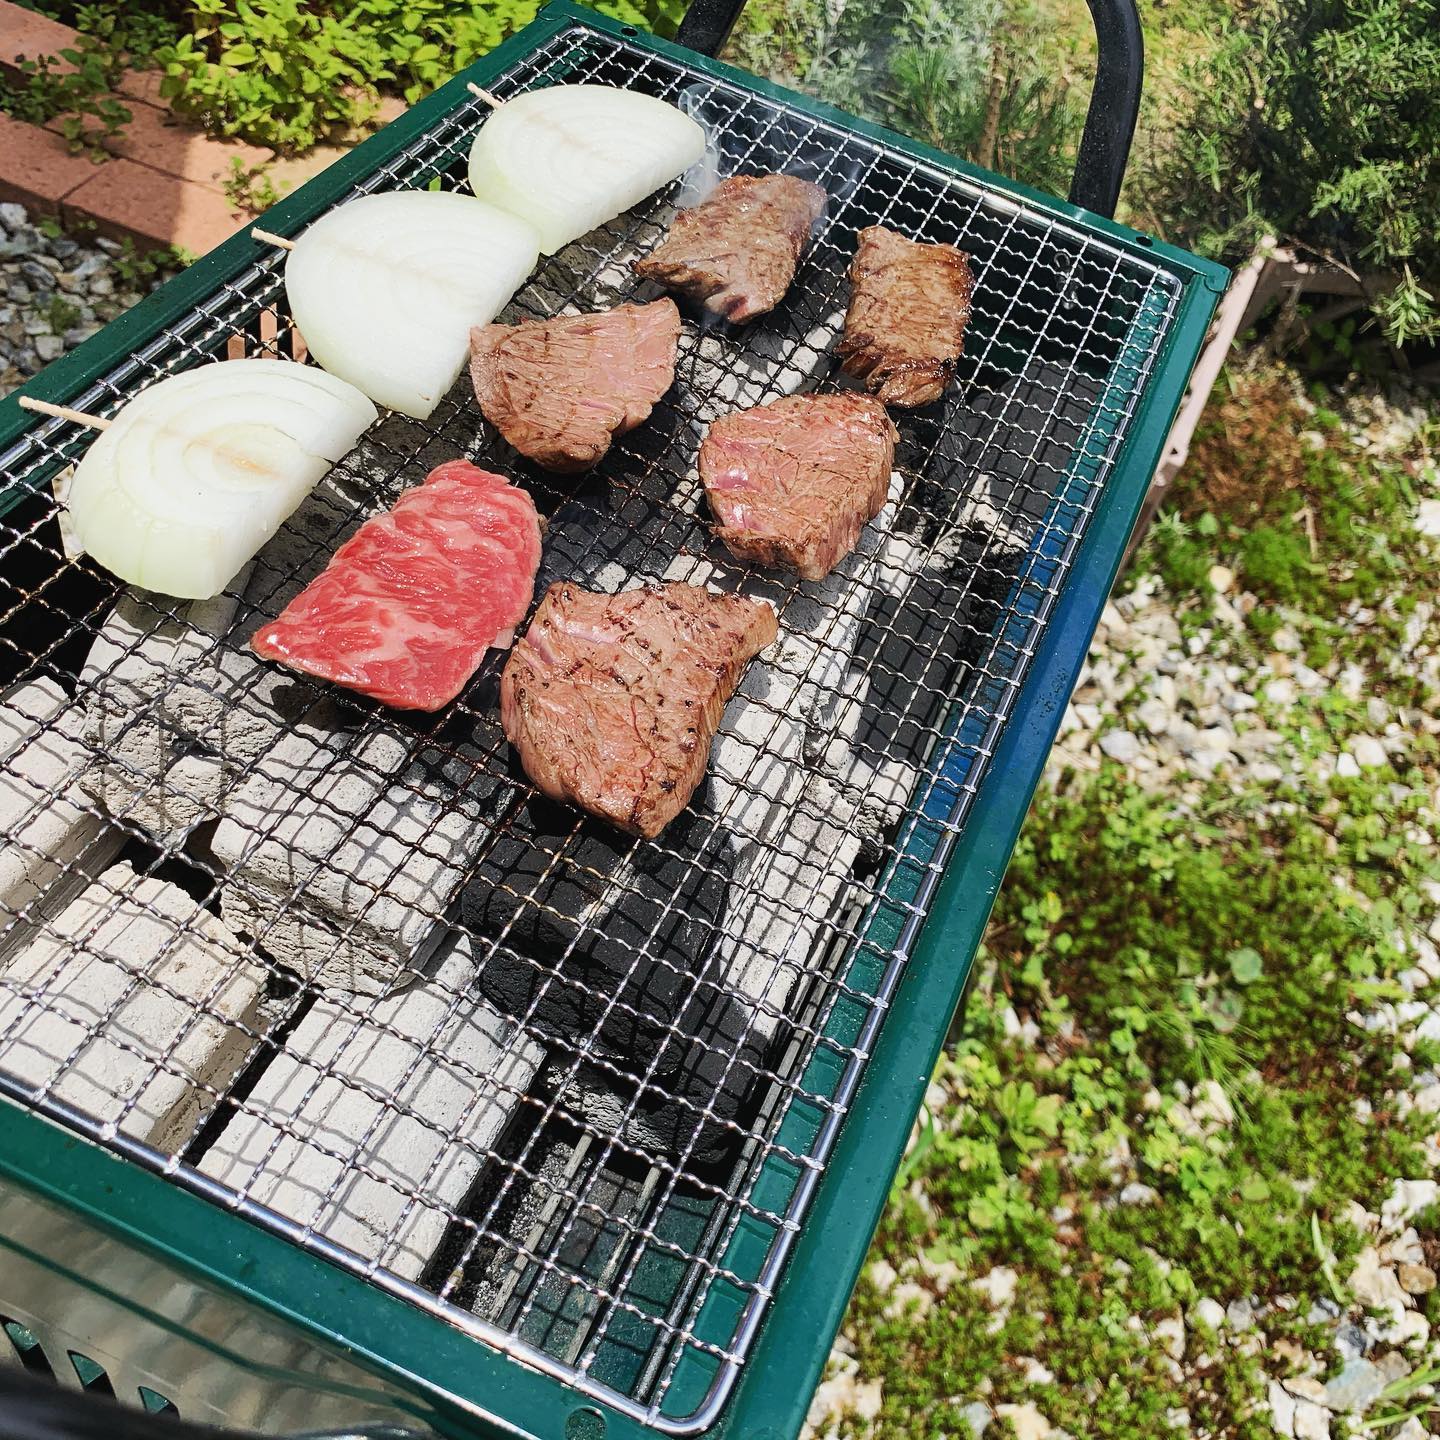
[{"xmin": 0, "ymin": 6, "xmax": 1226, "ymax": 1437}]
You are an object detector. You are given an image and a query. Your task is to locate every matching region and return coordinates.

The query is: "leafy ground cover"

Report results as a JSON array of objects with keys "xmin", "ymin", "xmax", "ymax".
[{"xmin": 806, "ymin": 367, "xmax": 1440, "ymax": 1439}]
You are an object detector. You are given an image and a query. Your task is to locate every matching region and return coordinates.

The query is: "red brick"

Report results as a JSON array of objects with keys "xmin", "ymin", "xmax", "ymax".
[
  {"xmin": 62, "ymin": 158, "xmax": 247, "ymax": 256},
  {"xmin": 259, "ymin": 145, "xmax": 349, "ymax": 199},
  {"xmin": 0, "ymin": 0, "xmax": 79, "ymax": 78},
  {"xmin": 88, "ymin": 102, "xmax": 271, "ymax": 191},
  {"xmin": 0, "ymin": 112, "xmax": 102, "ymax": 214},
  {"xmin": 116, "ymin": 67, "xmax": 170, "ymax": 109}
]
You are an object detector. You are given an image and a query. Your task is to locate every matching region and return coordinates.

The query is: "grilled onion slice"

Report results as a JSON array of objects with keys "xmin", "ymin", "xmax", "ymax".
[
  {"xmin": 467, "ymin": 84, "xmax": 706, "ymax": 255},
  {"xmin": 67, "ymin": 359, "xmax": 376, "ymax": 600},
  {"xmin": 283, "ymin": 190, "xmax": 540, "ymax": 419}
]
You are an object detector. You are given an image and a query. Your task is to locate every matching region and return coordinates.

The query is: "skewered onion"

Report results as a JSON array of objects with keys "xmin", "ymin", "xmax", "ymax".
[
  {"xmin": 467, "ymin": 85, "xmax": 706, "ymax": 255},
  {"xmin": 284, "ymin": 190, "xmax": 540, "ymax": 419},
  {"xmin": 67, "ymin": 359, "xmax": 376, "ymax": 600}
]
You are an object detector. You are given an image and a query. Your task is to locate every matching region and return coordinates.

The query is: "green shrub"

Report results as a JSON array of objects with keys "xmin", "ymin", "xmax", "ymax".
[
  {"xmin": 148, "ymin": 0, "xmax": 684, "ymax": 151},
  {"xmin": 1141, "ymin": 0, "xmax": 1440, "ymax": 344},
  {"xmin": 728, "ymin": 0, "xmax": 1084, "ymax": 196}
]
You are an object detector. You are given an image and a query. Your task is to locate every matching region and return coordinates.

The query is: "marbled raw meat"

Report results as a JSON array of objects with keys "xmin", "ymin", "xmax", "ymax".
[{"xmin": 251, "ymin": 460, "xmax": 541, "ymax": 711}]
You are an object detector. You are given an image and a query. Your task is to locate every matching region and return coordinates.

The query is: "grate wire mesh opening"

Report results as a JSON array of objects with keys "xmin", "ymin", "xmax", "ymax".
[{"xmin": 0, "ymin": 19, "xmax": 1181, "ymax": 1432}]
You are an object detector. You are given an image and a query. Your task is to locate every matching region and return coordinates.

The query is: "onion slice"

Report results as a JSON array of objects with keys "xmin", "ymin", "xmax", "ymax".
[
  {"xmin": 468, "ymin": 84, "xmax": 706, "ymax": 255},
  {"xmin": 284, "ymin": 190, "xmax": 540, "ymax": 419},
  {"xmin": 67, "ymin": 359, "xmax": 377, "ymax": 600}
]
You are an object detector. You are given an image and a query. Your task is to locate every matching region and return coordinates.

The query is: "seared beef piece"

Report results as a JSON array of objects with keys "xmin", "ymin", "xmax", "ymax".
[
  {"xmin": 464, "ymin": 799, "xmax": 733, "ymax": 1065},
  {"xmin": 633, "ymin": 174, "xmax": 827, "ymax": 323},
  {"xmin": 500, "ymin": 581, "xmax": 778, "ymax": 838},
  {"xmin": 469, "ymin": 299, "xmax": 681, "ymax": 472},
  {"xmin": 699, "ymin": 392, "xmax": 897, "ymax": 580},
  {"xmin": 838, "ymin": 225, "xmax": 974, "ymax": 408}
]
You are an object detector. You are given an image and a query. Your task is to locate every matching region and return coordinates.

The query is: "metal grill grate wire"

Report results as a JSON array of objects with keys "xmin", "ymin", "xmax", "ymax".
[{"xmin": 0, "ymin": 21, "xmax": 1181, "ymax": 1432}]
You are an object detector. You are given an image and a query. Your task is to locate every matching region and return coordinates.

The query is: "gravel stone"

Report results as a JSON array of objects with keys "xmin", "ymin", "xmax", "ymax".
[
  {"xmin": 1323, "ymin": 1357, "xmax": 1384, "ymax": 1412},
  {"xmin": 0, "ymin": 202, "xmax": 179, "ymax": 396},
  {"xmin": 1099, "ymin": 729, "xmax": 1140, "ymax": 763}
]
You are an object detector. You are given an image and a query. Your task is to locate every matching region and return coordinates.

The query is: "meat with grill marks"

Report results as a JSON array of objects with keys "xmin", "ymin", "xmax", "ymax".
[
  {"xmin": 699, "ymin": 392, "xmax": 896, "ymax": 580},
  {"xmin": 500, "ymin": 581, "xmax": 778, "ymax": 838},
  {"xmin": 469, "ymin": 298, "xmax": 680, "ymax": 472},
  {"xmin": 838, "ymin": 225, "xmax": 974, "ymax": 408},
  {"xmin": 634, "ymin": 173, "xmax": 827, "ymax": 323}
]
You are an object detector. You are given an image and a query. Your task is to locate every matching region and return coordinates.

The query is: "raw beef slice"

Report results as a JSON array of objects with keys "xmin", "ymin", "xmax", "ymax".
[{"xmin": 251, "ymin": 459, "xmax": 541, "ymax": 711}]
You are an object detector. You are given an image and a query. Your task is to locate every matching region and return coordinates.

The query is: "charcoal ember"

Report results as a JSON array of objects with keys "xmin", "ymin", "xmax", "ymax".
[
  {"xmin": 464, "ymin": 800, "xmax": 732, "ymax": 1066},
  {"xmin": 534, "ymin": 482, "xmax": 709, "ymax": 595},
  {"xmin": 550, "ymin": 988, "xmax": 776, "ymax": 1172},
  {"xmin": 852, "ymin": 523, "xmax": 1024, "ymax": 768}
]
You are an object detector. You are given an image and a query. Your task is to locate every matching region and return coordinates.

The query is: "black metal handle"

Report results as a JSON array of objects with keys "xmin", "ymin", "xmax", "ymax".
[
  {"xmin": 673, "ymin": 0, "xmax": 747, "ymax": 63},
  {"xmin": 674, "ymin": 0, "xmax": 1143, "ymax": 219},
  {"xmin": 1070, "ymin": 0, "xmax": 1143, "ymax": 217}
]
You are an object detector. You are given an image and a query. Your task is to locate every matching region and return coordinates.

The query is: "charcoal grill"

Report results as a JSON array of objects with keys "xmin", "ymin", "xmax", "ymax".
[{"xmin": 0, "ymin": 3, "xmax": 1226, "ymax": 1436}]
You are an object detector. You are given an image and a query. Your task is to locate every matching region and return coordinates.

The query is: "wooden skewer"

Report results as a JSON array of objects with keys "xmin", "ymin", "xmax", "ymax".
[
  {"xmin": 251, "ymin": 227, "xmax": 296, "ymax": 251},
  {"xmin": 18, "ymin": 396, "xmax": 112, "ymax": 431},
  {"xmin": 467, "ymin": 81, "xmax": 504, "ymax": 109}
]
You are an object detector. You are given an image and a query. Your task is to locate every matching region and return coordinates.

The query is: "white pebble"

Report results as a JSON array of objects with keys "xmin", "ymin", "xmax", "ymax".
[{"xmin": 1352, "ymin": 735, "xmax": 1388, "ymax": 768}]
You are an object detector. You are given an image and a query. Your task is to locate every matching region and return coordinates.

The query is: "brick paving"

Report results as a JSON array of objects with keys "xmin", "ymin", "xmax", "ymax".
[{"xmin": 0, "ymin": 0, "xmax": 391, "ymax": 256}]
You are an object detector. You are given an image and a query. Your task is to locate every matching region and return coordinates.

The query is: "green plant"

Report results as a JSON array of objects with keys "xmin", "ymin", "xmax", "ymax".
[
  {"xmin": 154, "ymin": 0, "xmax": 685, "ymax": 152},
  {"xmin": 222, "ymin": 157, "xmax": 285, "ymax": 212},
  {"xmin": 43, "ymin": 295, "xmax": 82, "ymax": 334},
  {"xmin": 1, "ymin": 40, "xmax": 132, "ymax": 158},
  {"xmin": 1141, "ymin": 0, "xmax": 1440, "ymax": 344}
]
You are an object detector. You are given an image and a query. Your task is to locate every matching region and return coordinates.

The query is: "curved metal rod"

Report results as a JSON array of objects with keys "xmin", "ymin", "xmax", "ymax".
[
  {"xmin": 675, "ymin": 0, "xmax": 1145, "ymax": 220},
  {"xmin": 1070, "ymin": 0, "xmax": 1144, "ymax": 217},
  {"xmin": 674, "ymin": 0, "xmax": 748, "ymax": 61}
]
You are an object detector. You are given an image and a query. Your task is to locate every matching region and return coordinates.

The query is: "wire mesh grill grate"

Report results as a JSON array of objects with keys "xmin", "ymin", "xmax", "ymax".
[{"xmin": 0, "ymin": 20, "xmax": 1181, "ymax": 1431}]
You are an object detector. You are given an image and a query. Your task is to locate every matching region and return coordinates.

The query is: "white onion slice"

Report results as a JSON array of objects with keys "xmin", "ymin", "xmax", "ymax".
[
  {"xmin": 468, "ymin": 84, "xmax": 706, "ymax": 255},
  {"xmin": 285, "ymin": 190, "xmax": 540, "ymax": 419},
  {"xmin": 67, "ymin": 359, "xmax": 376, "ymax": 600}
]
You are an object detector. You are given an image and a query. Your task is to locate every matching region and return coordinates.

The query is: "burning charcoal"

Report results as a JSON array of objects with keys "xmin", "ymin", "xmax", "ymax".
[
  {"xmin": 200, "ymin": 950, "xmax": 543, "ymax": 1281},
  {"xmin": 0, "ymin": 861, "xmax": 266, "ymax": 1152},
  {"xmin": 463, "ymin": 801, "xmax": 732, "ymax": 1066},
  {"xmin": 211, "ymin": 718, "xmax": 513, "ymax": 995},
  {"xmin": 552, "ymin": 778, "xmax": 862, "ymax": 1169},
  {"xmin": 0, "ymin": 676, "xmax": 120, "ymax": 950},
  {"xmin": 534, "ymin": 483, "xmax": 711, "ymax": 596},
  {"xmin": 78, "ymin": 589, "xmax": 237, "ymax": 847},
  {"xmin": 853, "ymin": 525, "xmax": 1025, "ymax": 769}
]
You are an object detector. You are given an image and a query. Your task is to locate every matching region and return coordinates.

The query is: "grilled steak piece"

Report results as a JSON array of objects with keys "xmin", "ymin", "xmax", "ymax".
[
  {"xmin": 838, "ymin": 225, "xmax": 974, "ymax": 407},
  {"xmin": 699, "ymin": 392, "xmax": 897, "ymax": 580},
  {"xmin": 501, "ymin": 581, "xmax": 778, "ymax": 837},
  {"xmin": 250, "ymin": 460, "xmax": 541, "ymax": 711},
  {"xmin": 469, "ymin": 299, "xmax": 681, "ymax": 472},
  {"xmin": 633, "ymin": 173, "xmax": 827, "ymax": 323}
]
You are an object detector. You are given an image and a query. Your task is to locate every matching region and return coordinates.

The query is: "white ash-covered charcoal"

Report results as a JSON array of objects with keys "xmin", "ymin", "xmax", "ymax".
[
  {"xmin": 0, "ymin": 861, "xmax": 267, "ymax": 1152},
  {"xmin": 198, "ymin": 951, "xmax": 543, "ymax": 1281},
  {"xmin": 78, "ymin": 589, "xmax": 239, "ymax": 847},
  {"xmin": 680, "ymin": 475, "xmax": 900, "ymax": 844},
  {"xmin": 0, "ymin": 676, "xmax": 121, "ymax": 948},
  {"xmin": 463, "ymin": 799, "xmax": 732, "ymax": 1068},
  {"xmin": 210, "ymin": 718, "xmax": 513, "ymax": 995},
  {"xmin": 169, "ymin": 480, "xmax": 374, "ymax": 777}
]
